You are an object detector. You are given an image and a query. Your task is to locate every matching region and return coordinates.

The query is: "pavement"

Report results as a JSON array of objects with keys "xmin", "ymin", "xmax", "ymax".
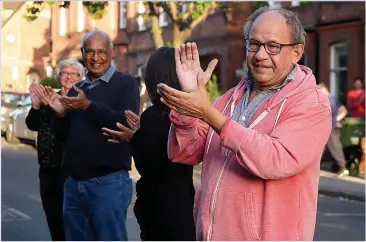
[
  {"xmin": 319, "ymin": 170, "xmax": 365, "ymax": 202},
  {"xmin": 1, "ymin": 138, "xmax": 365, "ymax": 241}
]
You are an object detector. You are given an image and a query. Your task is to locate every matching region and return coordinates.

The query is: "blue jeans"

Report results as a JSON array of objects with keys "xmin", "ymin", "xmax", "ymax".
[{"xmin": 63, "ymin": 171, "xmax": 133, "ymax": 241}]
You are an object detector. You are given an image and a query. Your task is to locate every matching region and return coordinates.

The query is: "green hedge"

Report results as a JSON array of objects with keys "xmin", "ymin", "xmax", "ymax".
[{"xmin": 40, "ymin": 77, "xmax": 61, "ymax": 89}]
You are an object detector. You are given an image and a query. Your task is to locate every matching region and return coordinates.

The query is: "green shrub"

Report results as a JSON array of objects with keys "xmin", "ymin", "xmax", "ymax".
[
  {"xmin": 206, "ymin": 74, "xmax": 221, "ymax": 102},
  {"xmin": 40, "ymin": 77, "xmax": 61, "ymax": 89}
]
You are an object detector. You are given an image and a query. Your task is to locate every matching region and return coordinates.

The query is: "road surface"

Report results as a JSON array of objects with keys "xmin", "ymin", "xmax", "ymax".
[{"xmin": 1, "ymin": 138, "xmax": 365, "ymax": 241}]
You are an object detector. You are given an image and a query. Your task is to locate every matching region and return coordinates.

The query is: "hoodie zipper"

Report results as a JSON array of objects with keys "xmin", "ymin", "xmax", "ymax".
[
  {"xmin": 206, "ymin": 150, "xmax": 231, "ymax": 241},
  {"xmin": 206, "ymin": 98, "xmax": 234, "ymax": 241}
]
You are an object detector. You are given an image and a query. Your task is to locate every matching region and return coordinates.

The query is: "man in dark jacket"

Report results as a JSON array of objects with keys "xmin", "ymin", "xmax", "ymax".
[{"xmin": 40, "ymin": 31, "xmax": 140, "ymax": 241}]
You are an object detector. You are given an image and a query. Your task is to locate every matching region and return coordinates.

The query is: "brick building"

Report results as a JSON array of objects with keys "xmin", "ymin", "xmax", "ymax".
[
  {"xmin": 1, "ymin": 2, "xmax": 52, "ymax": 92},
  {"xmin": 288, "ymin": 1, "xmax": 365, "ymax": 104},
  {"xmin": 49, "ymin": 1, "xmax": 364, "ymax": 104}
]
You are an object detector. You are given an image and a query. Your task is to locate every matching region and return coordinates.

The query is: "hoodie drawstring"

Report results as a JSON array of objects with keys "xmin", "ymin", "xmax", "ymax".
[{"xmin": 273, "ymin": 97, "xmax": 287, "ymax": 130}]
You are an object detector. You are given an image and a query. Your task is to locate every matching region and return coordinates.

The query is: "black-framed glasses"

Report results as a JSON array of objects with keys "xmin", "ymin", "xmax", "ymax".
[
  {"xmin": 82, "ymin": 48, "xmax": 109, "ymax": 58},
  {"xmin": 245, "ymin": 38, "xmax": 299, "ymax": 55},
  {"xmin": 60, "ymin": 71, "xmax": 80, "ymax": 78}
]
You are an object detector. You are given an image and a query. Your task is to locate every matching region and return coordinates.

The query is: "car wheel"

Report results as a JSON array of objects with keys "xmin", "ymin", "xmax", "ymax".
[{"xmin": 5, "ymin": 122, "xmax": 20, "ymax": 144}]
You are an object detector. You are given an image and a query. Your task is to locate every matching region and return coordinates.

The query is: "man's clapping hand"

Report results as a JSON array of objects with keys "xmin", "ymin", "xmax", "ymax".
[{"xmin": 59, "ymin": 85, "xmax": 91, "ymax": 110}]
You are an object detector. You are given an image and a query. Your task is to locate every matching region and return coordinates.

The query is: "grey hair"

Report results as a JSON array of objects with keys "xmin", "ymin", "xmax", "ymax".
[
  {"xmin": 81, "ymin": 30, "xmax": 113, "ymax": 49},
  {"xmin": 243, "ymin": 6, "xmax": 306, "ymax": 45},
  {"xmin": 54, "ymin": 59, "xmax": 85, "ymax": 83}
]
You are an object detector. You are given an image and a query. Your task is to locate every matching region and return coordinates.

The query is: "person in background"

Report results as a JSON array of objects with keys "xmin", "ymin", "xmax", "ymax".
[
  {"xmin": 102, "ymin": 47, "xmax": 203, "ymax": 241},
  {"xmin": 36, "ymin": 31, "xmax": 140, "ymax": 241},
  {"xmin": 319, "ymin": 82, "xmax": 349, "ymax": 177},
  {"xmin": 26, "ymin": 59, "xmax": 84, "ymax": 241},
  {"xmin": 347, "ymin": 78, "xmax": 365, "ymax": 118}
]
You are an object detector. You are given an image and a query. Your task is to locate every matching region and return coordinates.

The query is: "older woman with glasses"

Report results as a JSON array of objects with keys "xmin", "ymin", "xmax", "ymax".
[{"xmin": 25, "ymin": 59, "xmax": 84, "ymax": 241}]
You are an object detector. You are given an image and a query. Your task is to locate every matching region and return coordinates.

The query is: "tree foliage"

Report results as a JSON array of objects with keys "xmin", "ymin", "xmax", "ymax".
[
  {"xmin": 23, "ymin": 1, "xmax": 108, "ymax": 22},
  {"xmin": 142, "ymin": 1, "xmax": 231, "ymax": 48},
  {"xmin": 206, "ymin": 74, "xmax": 221, "ymax": 102}
]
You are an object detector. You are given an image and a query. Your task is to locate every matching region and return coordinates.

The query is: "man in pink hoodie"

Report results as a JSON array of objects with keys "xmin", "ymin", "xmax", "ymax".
[{"xmin": 158, "ymin": 5, "xmax": 332, "ymax": 241}]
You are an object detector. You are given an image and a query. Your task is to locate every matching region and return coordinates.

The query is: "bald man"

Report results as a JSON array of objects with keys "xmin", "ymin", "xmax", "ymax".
[{"xmin": 53, "ymin": 31, "xmax": 140, "ymax": 240}]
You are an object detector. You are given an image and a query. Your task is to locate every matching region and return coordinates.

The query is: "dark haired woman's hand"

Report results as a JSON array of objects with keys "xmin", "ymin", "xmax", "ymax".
[
  {"xmin": 102, "ymin": 122, "xmax": 135, "ymax": 144},
  {"xmin": 125, "ymin": 110, "xmax": 140, "ymax": 131}
]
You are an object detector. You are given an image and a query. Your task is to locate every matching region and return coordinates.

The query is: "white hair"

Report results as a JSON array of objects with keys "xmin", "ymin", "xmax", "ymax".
[
  {"xmin": 54, "ymin": 59, "xmax": 85, "ymax": 82},
  {"xmin": 81, "ymin": 30, "xmax": 113, "ymax": 49},
  {"xmin": 243, "ymin": 5, "xmax": 306, "ymax": 45}
]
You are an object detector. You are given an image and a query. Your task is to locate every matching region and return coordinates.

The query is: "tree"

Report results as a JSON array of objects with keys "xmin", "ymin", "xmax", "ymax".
[
  {"xmin": 142, "ymin": 2, "xmax": 232, "ymax": 48},
  {"xmin": 23, "ymin": 1, "xmax": 108, "ymax": 22}
]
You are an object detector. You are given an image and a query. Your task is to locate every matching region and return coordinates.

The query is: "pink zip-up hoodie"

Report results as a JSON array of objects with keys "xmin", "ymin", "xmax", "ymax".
[{"xmin": 168, "ymin": 65, "xmax": 332, "ymax": 241}]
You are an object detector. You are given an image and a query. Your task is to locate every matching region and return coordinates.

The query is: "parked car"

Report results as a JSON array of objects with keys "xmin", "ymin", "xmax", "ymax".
[
  {"xmin": 1, "ymin": 91, "xmax": 29, "ymax": 135},
  {"xmin": 5, "ymin": 95, "xmax": 37, "ymax": 146}
]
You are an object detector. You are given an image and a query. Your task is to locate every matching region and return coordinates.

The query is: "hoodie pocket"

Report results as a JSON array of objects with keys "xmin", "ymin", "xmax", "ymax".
[
  {"xmin": 194, "ymin": 187, "xmax": 212, "ymax": 241},
  {"xmin": 211, "ymin": 191, "xmax": 261, "ymax": 240},
  {"xmin": 245, "ymin": 192, "xmax": 261, "ymax": 241}
]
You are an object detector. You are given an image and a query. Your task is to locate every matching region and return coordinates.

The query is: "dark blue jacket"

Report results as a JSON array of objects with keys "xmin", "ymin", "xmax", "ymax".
[{"xmin": 56, "ymin": 71, "xmax": 140, "ymax": 180}]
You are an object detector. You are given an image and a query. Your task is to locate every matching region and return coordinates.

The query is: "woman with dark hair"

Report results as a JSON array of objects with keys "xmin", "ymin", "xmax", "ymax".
[{"xmin": 102, "ymin": 47, "xmax": 196, "ymax": 240}]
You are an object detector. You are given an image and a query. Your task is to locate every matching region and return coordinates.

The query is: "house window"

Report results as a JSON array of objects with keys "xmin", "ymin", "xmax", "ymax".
[
  {"xmin": 182, "ymin": 2, "xmax": 188, "ymax": 13},
  {"xmin": 330, "ymin": 43, "xmax": 348, "ymax": 104},
  {"xmin": 137, "ymin": 1, "xmax": 147, "ymax": 31},
  {"xmin": 159, "ymin": 8, "xmax": 169, "ymax": 27},
  {"xmin": 77, "ymin": 1, "xmax": 85, "ymax": 32},
  {"xmin": 46, "ymin": 65, "xmax": 53, "ymax": 77},
  {"xmin": 268, "ymin": 1, "xmax": 281, "ymax": 7},
  {"xmin": 291, "ymin": 1, "xmax": 301, "ymax": 7},
  {"xmin": 120, "ymin": 1, "xmax": 127, "ymax": 29},
  {"xmin": 59, "ymin": 5, "xmax": 67, "ymax": 36},
  {"xmin": 11, "ymin": 66, "xmax": 19, "ymax": 81}
]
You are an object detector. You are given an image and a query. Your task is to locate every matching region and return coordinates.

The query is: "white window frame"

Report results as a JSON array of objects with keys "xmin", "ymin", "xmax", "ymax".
[
  {"xmin": 159, "ymin": 7, "xmax": 169, "ymax": 27},
  {"xmin": 291, "ymin": 1, "xmax": 301, "ymax": 7},
  {"xmin": 182, "ymin": 2, "xmax": 188, "ymax": 13},
  {"xmin": 46, "ymin": 65, "xmax": 53, "ymax": 77},
  {"xmin": 77, "ymin": 1, "xmax": 85, "ymax": 32},
  {"xmin": 11, "ymin": 66, "xmax": 19, "ymax": 81},
  {"xmin": 119, "ymin": 1, "xmax": 127, "ymax": 29},
  {"xmin": 59, "ymin": 6, "xmax": 67, "ymax": 36},
  {"xmin": 137, "ymin": 1, "xmax": 147, "ymax": 31},
  {"xmin": 268, "ymin": 1, "xmax": 281, "ymax": 7},
  {"xmin": 330, "ymin": 42, "xmax": 348, "ymax": 97}
]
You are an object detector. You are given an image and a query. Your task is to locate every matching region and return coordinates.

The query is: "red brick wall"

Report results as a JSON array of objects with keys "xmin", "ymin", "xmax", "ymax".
[{"xmin": 317, "ymin": 21, "xmax": 364, "ymax": 89}]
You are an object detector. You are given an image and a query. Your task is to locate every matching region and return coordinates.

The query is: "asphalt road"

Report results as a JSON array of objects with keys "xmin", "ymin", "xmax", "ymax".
[{"xmin": 1, "ymin": 138, "xmax": 365, "ymax": 241}]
